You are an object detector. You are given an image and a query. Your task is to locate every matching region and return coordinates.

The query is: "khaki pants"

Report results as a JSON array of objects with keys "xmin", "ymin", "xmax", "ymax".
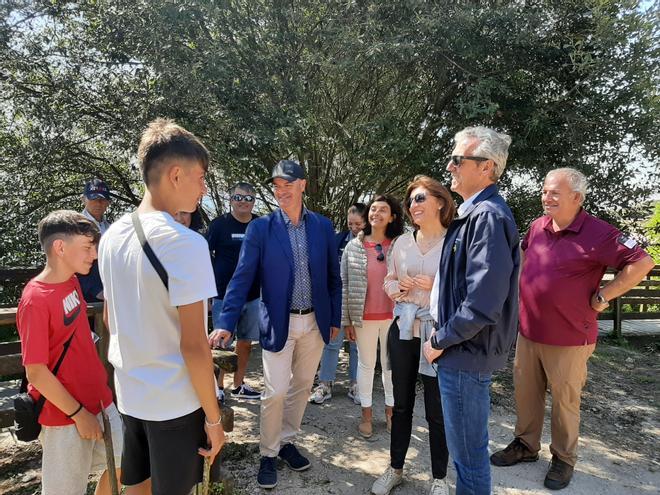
[
  {"xmin": 260, "ymin": 312, "xmax": 324, "ymax": 457},
  {"xmin": 513, "ymin": 334, "xmax": 595, "ymax": 466}
]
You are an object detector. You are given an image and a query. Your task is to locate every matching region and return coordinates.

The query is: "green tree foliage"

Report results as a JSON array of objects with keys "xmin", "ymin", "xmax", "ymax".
[
  {"xmin": 645, "ymin": 202, "xmax": 660, "ymax": 262},
  {"xmin": 1, "ymin": 0, "xmax": 658, "ymax": 267}
]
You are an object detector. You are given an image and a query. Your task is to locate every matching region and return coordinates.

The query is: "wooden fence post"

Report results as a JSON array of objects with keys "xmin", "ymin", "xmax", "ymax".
[
  {"xmin": 612, "ymin": 296, "xmax": 622, "ymax": 341},
  {"xmin": 94, "ymin": 307, "xmax": 115, "ymax": 398}
]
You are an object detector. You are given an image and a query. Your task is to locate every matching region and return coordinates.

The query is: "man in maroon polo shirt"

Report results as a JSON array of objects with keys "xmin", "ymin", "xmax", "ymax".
[{"xmin": 490, "ymin": 167, "xmax": 654, "ymax": 490}]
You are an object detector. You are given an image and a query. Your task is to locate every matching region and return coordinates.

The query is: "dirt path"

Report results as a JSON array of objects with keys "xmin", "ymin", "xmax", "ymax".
[
  {"xmin": 1, "ymin": 340, "xmax": 658, "ymax": 494},
  {"xmin": 222, "ymin": 340, "xmax": 659, "ymax": 494}
]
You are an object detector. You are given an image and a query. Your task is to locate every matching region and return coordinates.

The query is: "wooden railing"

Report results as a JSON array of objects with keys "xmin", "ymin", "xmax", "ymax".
[
  {"xmin": 0, "ymin": 300, "xmax": 237, "ymax": 431},
  {"xmin": 598, "ymin": 266, "xmax": 660, "ymax": 339}
]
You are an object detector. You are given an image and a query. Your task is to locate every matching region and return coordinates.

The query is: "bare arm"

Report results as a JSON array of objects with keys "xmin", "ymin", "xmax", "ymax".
[
  {"xmin": 593, "ymin": 255, "xmax": 655, "ymax": 310},
  {"xmin": 383, "ymin": 250, "xmax": 401, "ymax": 298},
  {"xmin": 26, "ymin": 363, "xmax": 102, "ymax": 440},
  {"xmin": 178, "ymin": 301, "xmax": 225, "ymax": 462}
]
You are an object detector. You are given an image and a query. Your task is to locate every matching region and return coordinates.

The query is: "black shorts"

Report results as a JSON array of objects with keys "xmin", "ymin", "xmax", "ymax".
[{"xmin": 120, "ymin": 408, "xmax": 220, "ymax": 495}]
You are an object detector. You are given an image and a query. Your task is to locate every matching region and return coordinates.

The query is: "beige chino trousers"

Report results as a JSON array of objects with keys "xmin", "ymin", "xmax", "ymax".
[
  {"xmin": 260, "ymin": 312, "xmax": 325, "ymax": 457},
  {"xmin": 513, "ymin": 333, "xmax": 595, "ymax": 466}
]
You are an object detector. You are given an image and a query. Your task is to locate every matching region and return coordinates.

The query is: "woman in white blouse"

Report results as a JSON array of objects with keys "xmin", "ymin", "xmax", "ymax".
[{"xmin": 372, "ymin": 175, "xmax": 456, "ymax": 495}]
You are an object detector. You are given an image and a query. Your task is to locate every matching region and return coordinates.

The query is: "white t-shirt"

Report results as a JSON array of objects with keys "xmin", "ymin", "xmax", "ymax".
[{"xmin": 98, "ymin": 211, "xmax": 216, "ymax": 420}]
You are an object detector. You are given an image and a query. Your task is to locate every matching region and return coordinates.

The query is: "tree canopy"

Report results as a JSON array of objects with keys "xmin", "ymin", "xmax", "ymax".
[{"xmin": 1, "ymin": 0, "xmax": 658, "ymax": 266}]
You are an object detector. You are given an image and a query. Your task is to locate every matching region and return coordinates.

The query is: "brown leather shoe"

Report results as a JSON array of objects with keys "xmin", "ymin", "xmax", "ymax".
[
  {"xmin": 544, "ymin": 455, "xmax": 574, "ymax": 490},
  {"xmin": 358, "ymin": 407, "xmax": 373, "ymax": 438},
  {"xmin": 490, "ymin": 438, "xmax": 539, "ymax": 467}
]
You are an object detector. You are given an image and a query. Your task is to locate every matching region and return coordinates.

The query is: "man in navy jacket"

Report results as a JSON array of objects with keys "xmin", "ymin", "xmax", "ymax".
[
  {"xmin": 424, "ymin": 127, "xmax": 520, "ymax": 495},
  {"xmin": 212, "ymin": 160, "xmax": 341, "ymax": 489}
]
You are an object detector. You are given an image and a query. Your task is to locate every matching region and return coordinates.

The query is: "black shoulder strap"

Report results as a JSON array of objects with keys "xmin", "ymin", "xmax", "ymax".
[
  {"xmin": 131, "ymin": 211, "xmax": 169, "ymax": 290},
  {"xmin": 33, "ymin": 327, "xmax": 77, "ymax": 415}
]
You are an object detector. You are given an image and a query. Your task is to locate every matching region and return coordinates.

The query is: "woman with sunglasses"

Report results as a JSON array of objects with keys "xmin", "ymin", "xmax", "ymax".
[
  {"xmin": 341, "ymin": 195, "xmax": 404, "ymax": 438},
  {"xmin": 372, "ymin": 176, "xmax": 455, "ymax": 495}
]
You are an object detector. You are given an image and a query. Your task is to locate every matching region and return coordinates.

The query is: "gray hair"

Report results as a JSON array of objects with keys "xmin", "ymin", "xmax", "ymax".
[
  {"xmin": 454, "ymin": 126, "xmax": 512, "ymax": 181},
  {"xmin": 545, "ymin": 168, "xmax": 588, "ymax": 204}
]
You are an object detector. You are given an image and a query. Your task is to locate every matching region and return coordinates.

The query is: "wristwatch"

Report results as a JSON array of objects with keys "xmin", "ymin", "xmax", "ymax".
[{"xmin": 596, "ymin": 292, "xmax": 609, "ymax": 307}]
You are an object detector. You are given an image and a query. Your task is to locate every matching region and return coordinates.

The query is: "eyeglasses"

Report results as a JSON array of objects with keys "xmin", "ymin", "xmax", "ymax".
[
  {"xmin": 407, "ymin": 193, "xmax": 427, "ymax": 208},
  {"xmin": 450, "ymin": 155, "xmax": 490, "ymax": 167},
  {"xmin": 231, "ymin": 194, "xmax": 255, "ymax": 202},
  {"xmin": 375, "ymin": 243, "xmax": 385, "ymax": 262}
]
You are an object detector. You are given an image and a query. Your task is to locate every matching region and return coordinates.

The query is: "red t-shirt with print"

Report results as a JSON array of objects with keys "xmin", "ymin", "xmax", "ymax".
[{"xmin": 17, "ymin": 276, "xmax": 113, "ymax": 426}]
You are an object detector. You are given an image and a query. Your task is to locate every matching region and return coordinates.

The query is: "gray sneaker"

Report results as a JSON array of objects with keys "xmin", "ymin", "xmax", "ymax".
[
  {"xmin": 347, "ymin": 382, "xmax": 361, "ymax": 405},
  {"xmin": 372, "ymin": 466, "xmax": 403, "ymax": 495},
  {"xmin": 429, "ymin": 478, "xmax": 449, "ymax": 495},
  {"xmin": 309, "ymin": 382, "xmax": 332, "ymax": 404}
]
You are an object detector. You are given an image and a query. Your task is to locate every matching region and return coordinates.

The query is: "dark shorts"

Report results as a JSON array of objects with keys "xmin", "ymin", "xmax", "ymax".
[{"xmin": 120, "ymin": 408, "xmax": 220, "ymax": 495}]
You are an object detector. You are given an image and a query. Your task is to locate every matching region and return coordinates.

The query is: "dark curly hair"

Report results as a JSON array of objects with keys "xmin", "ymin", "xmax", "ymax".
[{"xmin": 362, "ymin": 194, "xmax": 405, "ymax": 239}]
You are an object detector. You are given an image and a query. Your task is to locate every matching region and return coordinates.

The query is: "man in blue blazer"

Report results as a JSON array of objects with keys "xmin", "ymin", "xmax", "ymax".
[{"xmin": 210, "ymin": 160, "xmax": 341, "ymax": 489}]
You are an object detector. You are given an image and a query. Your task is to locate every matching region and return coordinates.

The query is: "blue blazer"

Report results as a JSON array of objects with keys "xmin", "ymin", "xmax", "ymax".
[{"xmin": 217, "ymin": 209, "xmax": 342, "ymax": 352}]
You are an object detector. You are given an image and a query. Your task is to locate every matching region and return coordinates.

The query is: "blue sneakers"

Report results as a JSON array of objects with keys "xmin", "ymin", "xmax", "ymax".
[
  {"xmin": 257, "ymin": 456, "xmax": 277, "ymax": 489},
  {"xmin": 278, "ymin": 443, "xmax": 311, "ymax": 471}
]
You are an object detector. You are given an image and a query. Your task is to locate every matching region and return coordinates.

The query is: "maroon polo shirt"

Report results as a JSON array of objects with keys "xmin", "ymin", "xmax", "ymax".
[{"xmin": 519, "ymin": 209, "xmax": 648, "ymax": 346}]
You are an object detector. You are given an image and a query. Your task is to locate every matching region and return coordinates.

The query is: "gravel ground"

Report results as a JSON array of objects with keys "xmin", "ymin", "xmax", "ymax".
[{"xmin": 1, "ymin": 340, "xmax": 658, "ymax": 494}]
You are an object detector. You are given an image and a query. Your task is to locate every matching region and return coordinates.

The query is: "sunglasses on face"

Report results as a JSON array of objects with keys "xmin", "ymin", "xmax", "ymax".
[
  {"xmin": 450, "ymin": 155, "xmax": 490, "ymax": 167},
  {"xmin": 407, "ymin": 193, "xmax": 427, "ymax": 208},
  {"xmin": 375, "ymin": 243, "xmax": 385, "ymax": 262},
  {"xmin": 231, "ymin": 194, "xmax": 255, "ymax": 203}
]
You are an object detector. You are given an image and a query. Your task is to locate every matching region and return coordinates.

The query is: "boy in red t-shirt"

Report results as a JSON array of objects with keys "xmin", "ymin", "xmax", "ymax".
[{"xmin": 17, "ymin": 210, "xmax": 122, "ymax": 495}]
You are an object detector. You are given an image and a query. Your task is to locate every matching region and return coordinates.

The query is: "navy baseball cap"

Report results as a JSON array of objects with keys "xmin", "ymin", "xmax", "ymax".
[
  {"xmin": 269, "ymin": 160, "xmax": 306, "ymax": 183},
  {"xmin": 84, "ymin": 178, "xmax": 111, "ymax": 200}
]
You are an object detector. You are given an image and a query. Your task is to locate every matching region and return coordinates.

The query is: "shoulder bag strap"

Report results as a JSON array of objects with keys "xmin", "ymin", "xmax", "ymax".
[
  {"xmin": 131, "ymin": 210, "xmax": 169, "ymax": 290},
  {"xmin": 34, "ymin": 326, "xmax": 77, "ymax": 415}
]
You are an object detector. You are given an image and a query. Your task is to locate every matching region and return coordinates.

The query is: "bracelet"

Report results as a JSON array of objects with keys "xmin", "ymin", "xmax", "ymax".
[
  {"xmin": 66, "ymin": 403, "xmax": 83, "ymax": 418},
  {"xmin": 204, "ymin": 416, "xmax": 223, "ymax": 427}
]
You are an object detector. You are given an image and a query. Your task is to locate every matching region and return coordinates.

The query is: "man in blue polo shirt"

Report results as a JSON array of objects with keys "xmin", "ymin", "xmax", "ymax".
[{"xmin": 207, "ymin": 182, "xmax": 261, "ymax": 401}]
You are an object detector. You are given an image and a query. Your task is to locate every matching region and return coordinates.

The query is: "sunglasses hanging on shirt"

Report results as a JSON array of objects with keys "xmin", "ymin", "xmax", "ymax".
[{"xmin": 375, "ymin": 243, "xmax": 385, "ymax": 262}]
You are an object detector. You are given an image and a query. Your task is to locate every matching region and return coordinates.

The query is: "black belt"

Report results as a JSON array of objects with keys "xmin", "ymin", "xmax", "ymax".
[{"xmin": 290, "ymin": 307, "xmax": 314, "ymax": 315}]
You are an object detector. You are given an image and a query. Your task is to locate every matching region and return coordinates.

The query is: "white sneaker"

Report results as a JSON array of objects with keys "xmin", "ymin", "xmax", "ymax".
[
  {"xmin": 309, "ymin": 382, "xmax": 332, "ymax": 404},
  {"xmin": 371, "ymin": 466, "xmax": 403, "ymax": 495},
  {"xmin": 429, "ymin": 478, "xmax": 449, "ymax": 495},
  {"xmin": 347, "ymin": 382, "xmax": 361, "ymax": 405}
]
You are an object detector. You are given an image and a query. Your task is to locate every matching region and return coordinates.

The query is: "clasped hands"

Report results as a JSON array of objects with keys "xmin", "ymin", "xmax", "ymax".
[{"xmin": 399, "ymin": 274, "xmax": 434, "ymax": 293}]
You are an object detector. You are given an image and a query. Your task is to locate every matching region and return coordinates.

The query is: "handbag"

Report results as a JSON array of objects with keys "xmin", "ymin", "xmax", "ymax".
[{"xmin": 13, "ymin": 329, "xmax": 76, "ymax": 442}]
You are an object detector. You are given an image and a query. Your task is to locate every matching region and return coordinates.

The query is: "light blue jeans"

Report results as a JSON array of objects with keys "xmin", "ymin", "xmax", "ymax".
[
  {"xmin": 438, "ymin": 367, "xmax": 493, "ymax": 495},
  {"xmin": 318, "ymin": 326, "xmax": 358, "ymax": 383}
]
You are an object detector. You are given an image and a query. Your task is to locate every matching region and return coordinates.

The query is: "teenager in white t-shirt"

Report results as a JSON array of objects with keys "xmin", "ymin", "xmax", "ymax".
[{"xmin": 98, "ymin": 119, "xmax": 224, "ymax": 495}]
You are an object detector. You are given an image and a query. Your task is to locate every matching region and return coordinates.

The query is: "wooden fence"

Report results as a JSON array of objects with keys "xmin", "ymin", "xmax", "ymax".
[
  {"xmin": 0, "ymin": 273, "xmax": 237, "ymax": 430},
  {"xmin": 598, "ymin": 266, "xmax": 660, "ymax": 339}
]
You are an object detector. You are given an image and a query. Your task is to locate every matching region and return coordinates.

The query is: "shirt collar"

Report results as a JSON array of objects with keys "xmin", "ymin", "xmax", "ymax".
[
  {"xmin": 457, "ymin": 187, "xmax": 487, "ymax": 216},
  {"xmin": 82, "ymin": 208, "xmax": 106, "ymax": 229},
  {"xmin": 281, "ymin": 206, "xmax": 308, "ymax": 226},
  {"xmin": 543, "ymin": 208, "xmax": 587, "ymax": 233}
]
